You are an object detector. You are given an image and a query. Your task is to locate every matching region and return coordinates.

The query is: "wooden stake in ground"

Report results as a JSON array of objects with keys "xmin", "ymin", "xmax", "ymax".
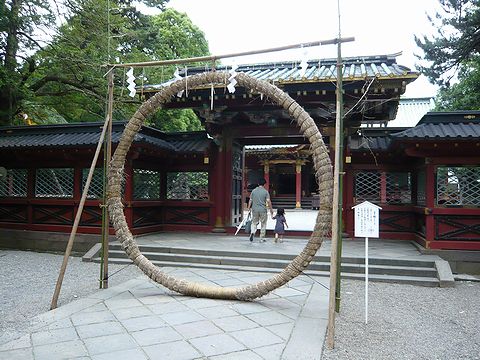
[
  {"xmin": 327, "ymin": 0, "xmax": 347, "ymax": 348},
  {"xmin": 100, "ymin": 70, "xmax": 114, "ymax": 289},
  {"xmin": 50, "ymin": 116, "xmax": 111, "ymax": 310}
]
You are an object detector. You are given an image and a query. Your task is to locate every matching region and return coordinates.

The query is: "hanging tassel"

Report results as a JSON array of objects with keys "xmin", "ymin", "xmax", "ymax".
[
  {"xmin": 120, "ymin": 67, "xmax": 126, "ymax": 97},
  {"xmin": 185, "ymin": 66, "xmax": 188, "ymax": 97},
  {"xmin": 141, "ymin": 67, "xmax": 145, "ymax": 99},
  {"xmin": 210, "ymin": 84, "xmax": 214, "ymax": 110}
]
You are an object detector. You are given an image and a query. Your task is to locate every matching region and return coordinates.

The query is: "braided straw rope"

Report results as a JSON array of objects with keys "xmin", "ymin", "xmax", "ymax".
[{"xmin": 107, "ymin": 71, "xmax": 333, "ymax": 300}]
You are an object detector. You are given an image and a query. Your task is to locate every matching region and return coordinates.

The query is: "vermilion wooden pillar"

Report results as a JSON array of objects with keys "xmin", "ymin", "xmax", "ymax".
[
  {"xmin": 27, "ymin": 168, "xmax": 35, "ymax": 226},
  {"xmin": 344, "ymin": 164, "xmax": 355, "ymax": 236},
  {"xmin": 263, "ymin": 162, "xmax": 270, "ymax": 191},
  {"xmin": 212, "ymin": 141, "xmax": 226, "ymax": 231},
  {"xmin": 295, "ymin": 161, "xmax": 302, "ymax": 208},
  {"xmin": 380, "ymin": 172, "xmax": 387, "ymax": 203},
  {"xmin": 424, "ymin": 163, "xmax": 435, "ymax": 248}
]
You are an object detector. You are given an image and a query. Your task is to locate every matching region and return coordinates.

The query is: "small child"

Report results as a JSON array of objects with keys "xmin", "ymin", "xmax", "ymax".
[{"xmin": 273, "ymin": 208, "xmax": 288, "ymax": 243}]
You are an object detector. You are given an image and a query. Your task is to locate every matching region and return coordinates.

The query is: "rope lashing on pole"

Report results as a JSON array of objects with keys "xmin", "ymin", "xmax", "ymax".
[{"xmin": 107, "ymin": 71, "xmax": 333, "ymax": 300}]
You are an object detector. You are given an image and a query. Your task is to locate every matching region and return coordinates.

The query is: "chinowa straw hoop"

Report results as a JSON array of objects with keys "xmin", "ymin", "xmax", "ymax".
[{"xmin": 107, "ymin": 71, "xmax": 333, "ymax": 300}]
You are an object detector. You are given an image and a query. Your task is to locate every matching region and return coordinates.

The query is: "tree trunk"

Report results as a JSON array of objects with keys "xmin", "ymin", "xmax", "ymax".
[{"xmin": 2, "ymin": 0, "xmax": 21, "ymax": 123}]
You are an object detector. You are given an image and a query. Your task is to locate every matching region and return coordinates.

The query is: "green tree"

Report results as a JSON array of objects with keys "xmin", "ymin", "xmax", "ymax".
[
  {"xmin": 1, "ymin": 0, "xmax": 209, "ymax": 131},
  {"xmin": 434, "ymin": 61, "xmax": 480, "ymax": 110},
  {"xmin": 142, "ymin": 8, "xmax": 208, "ymax": 131},
  {"xmin": 29, "ymin": 0, "xmax": 170, "ymax": 124},
  {"xmin": 415, "ymin": 0, "xmax": 480, "ymax": 110},
  {"xmin": 0, "ymin": 0, "xmax": 56, "ymax": 125},
  {"xmin": 149, "ymin": 108, "xmax": 202, "ymax": 132}
]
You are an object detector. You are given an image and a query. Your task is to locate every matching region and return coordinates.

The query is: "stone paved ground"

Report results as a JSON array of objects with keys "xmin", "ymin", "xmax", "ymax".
[{"xmin": 0, "ymin": 252, "xmax": 329, "ymax": 360}]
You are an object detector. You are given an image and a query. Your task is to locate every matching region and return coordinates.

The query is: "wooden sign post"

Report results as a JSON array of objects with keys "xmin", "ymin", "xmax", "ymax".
[{"xmin": 352, "ymin": 201, "xmax": 381, "ymax": 324}]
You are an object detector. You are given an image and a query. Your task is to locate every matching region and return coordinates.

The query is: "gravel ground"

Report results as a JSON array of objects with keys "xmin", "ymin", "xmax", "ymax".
[
  {"xmin": 0, "ymin": 249, "xmax": 143, "ymax": 338},
  {"xmin": 322, "ymin": 280, "xmax": 480, "ymax": 360},
  {"xmin": 1, "ymin": 249, "xmax": 479, "ymax": 359}
]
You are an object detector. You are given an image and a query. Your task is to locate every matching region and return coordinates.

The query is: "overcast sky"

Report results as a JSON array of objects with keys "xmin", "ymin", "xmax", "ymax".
[{"xmin": 165, "ymin": 0, "xmax": 441, "ymax": 98}]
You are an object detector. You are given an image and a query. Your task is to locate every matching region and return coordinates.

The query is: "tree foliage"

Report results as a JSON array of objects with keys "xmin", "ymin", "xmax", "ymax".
[
  {"xmin": 434, "ymin": 61, "xmax": 480, "ymax": 110},
  {"xmin": 0, "ymin": 0, "xmax": 209, "ymax": 131},
  {"xmin": 0, "ymin": 0, "xmax": 56, "ymax": 124},
  {"xmin": 416, "ymin": 0, "xmax": 480, "ymax": 110}
]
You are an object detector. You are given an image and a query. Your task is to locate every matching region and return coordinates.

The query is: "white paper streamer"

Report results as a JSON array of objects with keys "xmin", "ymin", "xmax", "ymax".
[
  {"xmin": 210, "ymin": 84, "xmax": 214, "ymax": 110},
  {"xmin": 227, "ymin": 64, "xmax": 238, "ymax": 93},
  {"xmin": 174, "ymin": 68, "xmax": 184, "ymax": 97},
  {"xmin": 126, "ymin": 67, "xmax": 136, "ymax": 98},
  {"xmin": 299, "ymin": 51, "xmax": 309, "ymax": 78}
]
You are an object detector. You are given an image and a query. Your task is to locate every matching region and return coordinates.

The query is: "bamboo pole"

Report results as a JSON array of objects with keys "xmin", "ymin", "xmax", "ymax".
[
  {"xmin": 50, "ymin": 116, "xmax": 111, "ymax": 310},
  {"xmin": 109, "ymin": 37, "xmax": 355, "ymax": 69},
  {"xmin": 327, "ymin": 0, "xmax": 346, "ymax": 349},
  {"xmin": 335, "ymin": 62, "xmax": 346, "ymax": 314},
  {"xmin": 100, "ymin": 71, "xmax": 114, "ymax": 289}
]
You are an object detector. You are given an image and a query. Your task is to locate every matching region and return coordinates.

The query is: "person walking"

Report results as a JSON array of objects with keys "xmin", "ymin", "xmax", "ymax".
[
  {"xmin": 273, "ymin": 208, "xmax": 288, "ymax": 243},
  {"xmin": 247, "ymin": 178, "xmax": 273, "ymax": 242}
]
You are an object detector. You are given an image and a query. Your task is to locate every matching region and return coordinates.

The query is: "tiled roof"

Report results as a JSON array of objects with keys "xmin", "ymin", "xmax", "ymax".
[
  {"xmin": 0, "ymin": 122, "xmax": 211, "ymax": 153},
  {"xmin": 392, "ymin": 110, "xmax": 480, "ymax": 139},
  {"xmin": 165, "ymin": 132, "xmax": 212, "ymax": 153},
  {"xmin": 144, "ymin": 53, "xmax": 418, "ymax": 91},
  {"xmin": 348, "ymin": 136, "xmax": 392, "ymax": 151},
  {"xmin": 417, "ymin": 110, "xmax": 480, "ymax": 124},
  {"xmin": 351, "ymin": 110, "xmax": 480, "ymax": 151},
  {"xmin": 391, "ymin": 122, "xmax": 480, "ymax": 139}
]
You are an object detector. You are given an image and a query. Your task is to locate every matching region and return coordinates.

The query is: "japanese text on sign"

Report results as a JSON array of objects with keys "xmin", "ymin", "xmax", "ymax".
[{"xmin": 353, "ymin": 202, "xmax": 381, "ymax": 238}]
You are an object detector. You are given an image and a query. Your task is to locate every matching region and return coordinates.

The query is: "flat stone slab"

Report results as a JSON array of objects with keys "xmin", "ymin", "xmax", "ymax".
[
  {"xmin": 0, "ymin": 270, "xmax": 328, "ymax": 360},
  {"xmin": 435, "ymin": 259, "xmax": 456, "ymax": 287}
]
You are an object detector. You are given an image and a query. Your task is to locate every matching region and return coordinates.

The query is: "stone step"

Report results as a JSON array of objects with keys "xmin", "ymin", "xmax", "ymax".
[
  {"xmin": 93, "ymin": 257, "xmax": 440, "ymax": 287},
  {"xmin": 87, "ymin": 242, "xmax": 444, "ymax": 287},
  {"xmin": 102, "ymin": 249, "xmax": 438, "ymax": 277},
  {"xmin": 106, "ymin": 243, "xmax": 436, "ymax": 268},
  {"xmin": 96, "ymin": 249, "xmax": 437, "ymax": 277}
]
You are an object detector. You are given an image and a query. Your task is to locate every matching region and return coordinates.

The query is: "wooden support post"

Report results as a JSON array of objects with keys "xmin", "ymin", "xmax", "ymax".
[
  {"xmin": 327, "ymin": 3, "xmax": 348, "ymax": 347},
  {"xmin": 295, "ymin": 161, "xmax": 302, "ymax": 209},
  {"xmin": 212, "ymin": 141, "xmax": 226, "ymax": 232},
  {"xmin": 50, "ymin": 114, "xmax": 111, "ymax": 310},
  {"xmin": 100, "ymin": 70, "xmax": 114, "ymax": 289},
  {"xmin": 425, "ymin": 163, "xmax": 435, "ymax": 247},
  {"xmin": 264, "ymin": 161, "xmax": 270, "ymax": 192}
]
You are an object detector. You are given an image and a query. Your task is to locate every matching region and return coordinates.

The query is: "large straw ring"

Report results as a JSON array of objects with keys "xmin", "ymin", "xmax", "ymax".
[{"xmin": 107, "ymin": 71, "xmax": 333, "ymax": 300}]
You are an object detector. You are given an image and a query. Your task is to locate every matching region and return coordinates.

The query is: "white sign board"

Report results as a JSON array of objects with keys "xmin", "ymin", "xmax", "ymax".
[
  {"xmin": 352, "ymin": 201, "xmax": 382, "ymax": 324},
  {"xmin": 352, "ymin": 201, "xmax": 382, "ymax": 239}
]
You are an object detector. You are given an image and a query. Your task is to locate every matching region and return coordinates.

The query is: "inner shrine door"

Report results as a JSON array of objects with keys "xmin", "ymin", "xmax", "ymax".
[{"xmin": 231, "ymin": 142, "xmax": 244, "ymax": 225}]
